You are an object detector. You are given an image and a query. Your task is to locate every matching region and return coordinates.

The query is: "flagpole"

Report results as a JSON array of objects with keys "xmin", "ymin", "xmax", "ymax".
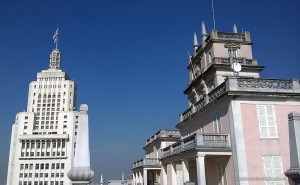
[
  {"xmin": 56, "ymin": 37, "xmax": 58, "ymax": 50},
  {"xmin": 212, "ymin": 0, "xmax": 216, "ymax": 29},
  {"xmin": 56, "ymin": 26, "xmax": 58, "ymax": 50}
]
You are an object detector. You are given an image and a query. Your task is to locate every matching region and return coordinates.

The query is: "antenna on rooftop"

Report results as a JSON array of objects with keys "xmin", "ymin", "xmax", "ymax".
[{"xmin": 212, "ymin": 0, "xmax": 216, "ymax": 29}]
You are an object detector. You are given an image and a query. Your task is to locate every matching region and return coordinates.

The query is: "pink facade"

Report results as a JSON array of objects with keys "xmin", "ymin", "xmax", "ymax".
[
  {"xmin": 242, "ymin": 104, "xmax": 300, "ymax": 185},
  {"xmin": 133, "ymin": 23, "xmax": 300, "ymax": 185}
]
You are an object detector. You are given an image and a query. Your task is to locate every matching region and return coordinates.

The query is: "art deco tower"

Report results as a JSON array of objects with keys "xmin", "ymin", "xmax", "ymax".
[{"xmin": 7, "ymin": 48, "xmax": 81, "ymax": 185}]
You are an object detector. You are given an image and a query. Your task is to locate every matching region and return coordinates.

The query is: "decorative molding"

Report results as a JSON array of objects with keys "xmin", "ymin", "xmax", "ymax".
[{"xmin": 237, "ymin": 79, "xmax": 292, "ymax": 89}]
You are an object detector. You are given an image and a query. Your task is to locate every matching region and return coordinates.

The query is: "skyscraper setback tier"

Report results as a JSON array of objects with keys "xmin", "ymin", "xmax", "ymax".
[{"xmin": 7, "ymin": 49, "xmax": 80, "ymax": 185}]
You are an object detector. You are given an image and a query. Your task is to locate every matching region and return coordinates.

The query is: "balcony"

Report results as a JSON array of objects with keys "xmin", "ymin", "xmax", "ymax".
[
  {"xmin": 180, "ymin": 78, "xmax": 300, "ymax": 122},
  {"xmin": 145, "ymin": 129, "xmax": 180, "ymax": 146},
  {"xmin": 162, "ymin": 133, "xmax": 230, "ymax": 158},
  {"xmin": 133, "ymin": 158, "xmax": 160, "ymax": 169},
  {"xmin": 212, "ymin": 57, "xmax": 257, "ymax": 66}
]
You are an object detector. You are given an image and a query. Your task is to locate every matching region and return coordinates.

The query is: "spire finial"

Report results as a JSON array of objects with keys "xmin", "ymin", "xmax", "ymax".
[
  {"xmin": 100, "ymin": 174, "xmax": 103, "ymax": 185},
  {"xmin": 202, "ymin": 21, "xmax": 207, "ymax": 37},
  {"xmin": 194, "ymin": 33, "xmax": 199, "ymax": 46},
  {"xmin": 233, "ymin": 24, "xmax": 238, "ymax": 33}
]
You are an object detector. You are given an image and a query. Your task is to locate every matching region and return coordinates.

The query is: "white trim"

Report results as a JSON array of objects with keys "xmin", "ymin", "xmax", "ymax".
[
  {"xmin": 197, "ymin": 152, "xmax": 232, "ymax": 156},
  {"xmin": 232, "ymin": 100, "xmax": 300, "ymax": 106},
  {"xmin": 229, "ymin": 101, "xmax": 249, "ymax": 185}
]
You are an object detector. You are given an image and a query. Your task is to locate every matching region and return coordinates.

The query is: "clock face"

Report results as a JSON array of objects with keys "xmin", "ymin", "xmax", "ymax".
[{"xmin": 232, "ymin": 62, "xmax": 241, "ymax": 72}]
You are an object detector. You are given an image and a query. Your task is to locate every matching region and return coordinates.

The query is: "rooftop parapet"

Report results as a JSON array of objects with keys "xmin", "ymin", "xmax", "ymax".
[
  {"xmin": 179, "ymin": 78, "xmax": 300, "ymax": 123},
  {"xmin": 145, "ymin": 129, "xmax": 180, "ymax": 147}
]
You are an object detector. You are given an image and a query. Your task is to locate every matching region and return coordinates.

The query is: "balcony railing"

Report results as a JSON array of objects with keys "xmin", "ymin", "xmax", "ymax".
[
  {"xmin": 162, "ymin": 133, "xmax": 230, "ymax": 158},
  {"xmin": 213, "ymin": 57, "xmax": 257, "ymax": 66},
  {"xmin": 180, "ymin": 78, "xmax": 300, "ymax": 122},
  {"xmin": 133, "ymin": 158, "xmax": 160, "ymax": 168},
  {"xmin": 217, "ymin": 32, "xmax": 245, "ymax": 41},
  {"xmin": 145, "ymin": 129, "xmax": 180, "ymax": 146}
]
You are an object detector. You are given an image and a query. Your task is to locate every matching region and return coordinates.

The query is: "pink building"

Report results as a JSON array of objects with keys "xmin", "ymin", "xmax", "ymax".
[
  {"xmin": 132, "ymin": 130, "xmax": 180, "ymax": 185},
  {"xmin": 133, "ymin": 22, "xmax": 300, "ymax": 185}
]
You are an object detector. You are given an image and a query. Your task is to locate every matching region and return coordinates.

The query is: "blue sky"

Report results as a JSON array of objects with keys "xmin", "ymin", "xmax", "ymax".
[{"xmin": 0, "ymin": 0, "xmax": 300, "ymax": 184}]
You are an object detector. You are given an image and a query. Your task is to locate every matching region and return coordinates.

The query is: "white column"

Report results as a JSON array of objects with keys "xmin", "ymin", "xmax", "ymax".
[
  {"xmin": 133, "ymin": 173, "xmax": 136, "ymax": 185},
  {"xmin": 181, "ymin": 159, "xmax": 190, "ymax": 184},
  {"xmin": 196, "ymin": 154, "xmax": 206, "ymax": 185},
  {"xmin": 143, "ymin": 169, "xmax": 148, "ymax": 185},
  {"xmin": 161, "ymin": 164, "xmax": 167, "ymax": 185},
  {"xmin": 171, "ymin": 163, "xmax": 177, "ymax": 185},
  {"xmin": 137, "ymin": 172, "xmax": 140, "ymax": 184},
  {"xmin": 139, "ymin": 171, "xmax": 143, "ymax": 185}
]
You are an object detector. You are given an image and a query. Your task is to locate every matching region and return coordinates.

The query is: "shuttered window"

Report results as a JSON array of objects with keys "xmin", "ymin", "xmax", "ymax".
[
  {"xmin": 262, "ymin": 156, "xmax": 284, "ymax": 185},
  {"xmin": 257, "ymin": 105, "xmax": 278, "ymax": 138}
]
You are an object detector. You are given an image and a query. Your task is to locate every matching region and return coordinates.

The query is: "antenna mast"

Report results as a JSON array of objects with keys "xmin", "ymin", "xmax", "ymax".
[{"xmin": 212, "ymin": 0, "xmax": 216, "ymax": 29}]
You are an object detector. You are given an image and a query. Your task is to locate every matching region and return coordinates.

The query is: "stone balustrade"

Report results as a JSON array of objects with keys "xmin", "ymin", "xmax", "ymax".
[
  {"xmin": 216, "ymin": 32, "xmax": 245, "ymax": 41},
  {"xmin": 162, "ymin": 133, "xmax": 230, "ymax": 158},
  {"xmin": 180, "ymin": 78, "xmax": 300, "ymax": 122},
  {"xmin": 145, "ymin": 129, "xmax": 180, "ymax": 146},
  {"xmin": 132, "ymin": 158, "xmax": 160, "ymax": 168},
  {"xmin": 212, "ymin": 57, "xmax": 257, "ymax": 65}
]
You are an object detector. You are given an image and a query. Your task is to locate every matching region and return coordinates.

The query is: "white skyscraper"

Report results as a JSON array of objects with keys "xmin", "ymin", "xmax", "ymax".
[{"xmin": 7, "ymin": 48, "xmax": 81, "ymax": 185}]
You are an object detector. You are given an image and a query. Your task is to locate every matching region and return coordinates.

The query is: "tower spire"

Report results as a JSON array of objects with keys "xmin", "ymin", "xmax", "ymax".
[
  {"xmin": 50, "ymin": 27, "xmax": 61, "ymax": 70},
  {"xmin": 193, "ymin": 33, "xmax": 199, "ymax": 54},
  {"xmin": 233, "ymin": 24, "xmax": 238, "ymax": 33},
  {"xmin": 201, "ymin": 21, "xmax": 207, "ymax": 37},
  {"xmin": 201, "ymin": 21, "xmax": 207, "ymax": 49},
  {"xmin": 100, "ymin": 174, "xmax": 103, "ymax": 185},
  {"xmin": 193, "ymin": 33, "xmax": 199, "ymax": 46}
]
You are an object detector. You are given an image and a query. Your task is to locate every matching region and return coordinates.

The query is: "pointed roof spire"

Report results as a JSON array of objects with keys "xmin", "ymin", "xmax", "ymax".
[
  {"xmin": 100, "ymin": 174, "xmax": 103, "ymax": 185},
  {"xmin": 201, "ymin": 21, "xmax": 207, "ymax": 37},
  {"xmin": 193, "ymin": 33, "xmax": 199, "ymax": 46},
  {"xmin": 233, "ymin": 24, "xmax": 238, "ymax": 33}
]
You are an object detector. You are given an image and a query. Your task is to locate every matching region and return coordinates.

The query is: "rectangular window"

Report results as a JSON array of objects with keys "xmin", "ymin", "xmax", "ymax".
[
  {"xmin": 228, "ymin": 48, "xmax": 237, "ymax": 58},
  {"xmin": 213, "ymin": 114, "xmax": 221, "ymax": 133},
  {"xmin": 208, "ymin": 51, "xmax": 212, "ymax": 63},
  {"xmin": 262, "ymin": 156, "xmax": 284, "ymax": 185},
  {"xmin": 257, "ymin": 105, "xmax": 278, "ymax": 138},
  {"xmin": 198, "ymin": 121, "xmax": 204, "ymax": 133}
]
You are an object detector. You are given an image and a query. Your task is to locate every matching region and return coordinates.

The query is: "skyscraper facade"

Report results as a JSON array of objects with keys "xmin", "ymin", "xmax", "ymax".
[{"xmin": 7, "ymin": 49, "xmax": 80, "ymax": 185}]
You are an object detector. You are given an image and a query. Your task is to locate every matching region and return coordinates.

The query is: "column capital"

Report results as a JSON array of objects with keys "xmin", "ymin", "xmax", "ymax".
[{"xmin": 196, "ymin": 153, "xmax": 206, "ymax": 158}]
